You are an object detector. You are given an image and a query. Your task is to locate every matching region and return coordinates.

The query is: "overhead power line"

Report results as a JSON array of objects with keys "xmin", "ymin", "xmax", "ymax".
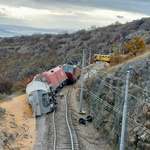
[
  {"xmin": 81, "ymin": 86, "xmax": 150, "ymax": 133},
  {"xmin": 88, "ymin": 69, "xmax": 149, "ymax": 104}
]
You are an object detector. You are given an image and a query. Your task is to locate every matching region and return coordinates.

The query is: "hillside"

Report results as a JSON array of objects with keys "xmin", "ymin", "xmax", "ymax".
[
  {"xmin": 0, "ymin": 17, "xmax": 150, "ymax": 94},
  {"xmin": 0, "ymin": 51, "xmax": 149, "ymax": 150},
  {"xmin": 85, "ymin": 52, "xmax": 150, "ymax": 149},
  {"xmin": 0, "ymin": 17, "xmax": 150, "ymax": 150}
]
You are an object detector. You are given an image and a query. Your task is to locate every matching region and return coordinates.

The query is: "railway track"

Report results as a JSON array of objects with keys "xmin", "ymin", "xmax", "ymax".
[
  {"xmin": 33, "ymin": 61, "xmax": 110, "ymax": 150},
  {"xmin": 33, "ymin": 86, "xmax": 80, "ymax": 150},
  {"xmin": 52, "ymin": 86, "xmax": 79, "ymax": 150}
]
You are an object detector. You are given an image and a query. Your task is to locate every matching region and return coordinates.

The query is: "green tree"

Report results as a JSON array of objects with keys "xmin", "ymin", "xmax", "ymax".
[{"xmin": 124, "ymin": 36, "xmax": 146, "ymax": 56}]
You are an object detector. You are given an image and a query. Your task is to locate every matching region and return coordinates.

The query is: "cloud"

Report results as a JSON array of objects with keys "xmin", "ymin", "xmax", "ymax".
[
  {"xmin": 0, "ymin": 0, "xmax": 150, "ymax": 30},
  {"xmin": 31, "ymin": 0, "xmax": 150, "ymax": 15},
  {"xmin": 1, "ymin": 0, "xmax": 150, "ymax": 15},
  {"xmin": 116, "ymin": 16, "xmax": 124, "ymax": 19}
]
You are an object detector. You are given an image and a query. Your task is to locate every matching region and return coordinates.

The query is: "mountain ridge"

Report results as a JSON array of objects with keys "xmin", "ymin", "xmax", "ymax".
[{"xmin": 0, "ymin": 24, "xmax": 75, "ymax": 37}]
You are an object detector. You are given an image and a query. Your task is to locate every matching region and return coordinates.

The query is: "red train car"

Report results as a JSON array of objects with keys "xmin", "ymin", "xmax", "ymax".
[
  {"xmin": 34, "ymin": 66, "xmax": 67, "ymax": 91},
  {"xmin": 51, "ymin": 66, "xmax": 68, "ymax": 86},
  {"xmin": 62, "ymin": 63, "xmax": 81, "ymax": 84}
]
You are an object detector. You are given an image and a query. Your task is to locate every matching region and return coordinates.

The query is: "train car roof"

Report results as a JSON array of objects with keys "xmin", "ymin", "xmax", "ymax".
[
  {"xmin": 63, "ymin": 63, "xmax": 77, "ymax": 68},
  {"xmin": 26, "ymin": 81, "xmax": 48, "ymax": 95},
  {"xmin": 41, "ymin": 66, "xmax": 63, "ymax": 75},
  {"xmin": 51, "ymin": 65, "xmax": 63, "ymax": 72},
  {"xmin": 94, "ymin": 54, "xmax": 110, "ymax": 56}
]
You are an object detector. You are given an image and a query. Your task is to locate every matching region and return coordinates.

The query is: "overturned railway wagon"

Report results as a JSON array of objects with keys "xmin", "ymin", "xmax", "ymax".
[
  {"xmin": 34, "ymin": 66, "xmax": 67, "ymax": 91},
  {"xmin": 26, "ymin": 81, "xmax": 55, "ymax": 117}
]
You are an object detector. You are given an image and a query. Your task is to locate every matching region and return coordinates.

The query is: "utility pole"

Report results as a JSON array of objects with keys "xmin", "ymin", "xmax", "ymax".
[
  {"xmin": 120, "ymin": 71, "xmax": 130, "ymax": 150},
  {"xmin": 88, "ymin": 47, "xmax": 91, "ymax": 78},
  {"xmin": 84, "ymin": 52, "xmax": 86, "ymax": 67},
  {"xmin": 122, "ymin": 42, "xmax": 124, "ymax": 55},
  {"xmin": 89, "ymin": 47, "xmax": 91, "ymax": 65},
  {"xmin": 109, "ymin": 48, "xmax": 111, "ymax": 54},
  {"xmin": 79, "ymin": 50, "xmax": 85, "ymax": 113}
]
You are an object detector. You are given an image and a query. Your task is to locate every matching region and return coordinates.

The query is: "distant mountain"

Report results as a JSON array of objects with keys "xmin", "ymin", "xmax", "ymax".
[{"xmin": 0, "ymin": 24, "xmax": 75, "ymax": 37}]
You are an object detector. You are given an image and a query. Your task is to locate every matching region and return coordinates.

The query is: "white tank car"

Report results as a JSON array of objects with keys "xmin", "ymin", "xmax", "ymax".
[{"xmin": 26, "ymin": 81, "xmax": 55, "ymax": 117}]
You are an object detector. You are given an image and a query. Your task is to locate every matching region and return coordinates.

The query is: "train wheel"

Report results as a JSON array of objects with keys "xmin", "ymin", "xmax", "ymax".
[
  {"xmin": 61, "ymin": 83, "xmax": 64, "ymax": 87},
  {"xmin": 79, "ymin": 117, "xmax": 86, "ymax": 125},
  {"xmin": 86, "ymin": 115, "xmax": 94, "ymax": 122},
  {"xmin": 63, "ymin": 80, "xmax": 67, "ymax": 85}
]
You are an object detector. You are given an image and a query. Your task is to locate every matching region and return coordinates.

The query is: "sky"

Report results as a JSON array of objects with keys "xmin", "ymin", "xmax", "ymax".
[{"xmin": 0, "ymin": 0, "xmax": 150, "ymax": 31}]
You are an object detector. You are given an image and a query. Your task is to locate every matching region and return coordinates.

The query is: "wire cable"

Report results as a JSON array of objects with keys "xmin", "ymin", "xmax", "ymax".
[
  {"xmin": 65, "ymin": 54, "xmax": 150, "ymax": 131},
  {"xmin": 93, "ymin": 60, "xmax": 150, "ymax": 93},
  {"xmin": 88, "ymin": 69, "xmax": 149, "ymax": 104},
  {"xmin": 82, "ymin": 86, "xmax": 150, "ymax": 133}
]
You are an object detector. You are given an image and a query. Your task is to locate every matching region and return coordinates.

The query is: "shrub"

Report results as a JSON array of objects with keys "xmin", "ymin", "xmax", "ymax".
[
  {"xmin": 124, "ymin": 36, "xmax": 146, "ymax": 56},
  {"xmin": 0, "ymin": 76, "xmax": 13, "ymax": 94},
  {"xmin": 11, "ymin": 81, "xmax": 27, "ymax": 93},
  {"xmin": 110, "ymin": 52, "xmax": 124, "ymax": 66},
  {"xmin": 124, "ymin": 52, "xmax": 134, "ymax": 60}
]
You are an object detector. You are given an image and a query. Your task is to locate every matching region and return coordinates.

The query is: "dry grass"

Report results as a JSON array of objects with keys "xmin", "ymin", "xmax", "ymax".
[
  {"xmin": 127, "ymin": 48, "xmax": 150, "ymax": 62},
  {"xmin": 108, "ymin": 48, "xmax": 150, "ymax": 73}
]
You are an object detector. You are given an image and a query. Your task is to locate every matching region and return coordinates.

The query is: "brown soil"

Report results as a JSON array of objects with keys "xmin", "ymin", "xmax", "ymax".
[{"xmin": 0, "ymin": 95, "xmax": 36, "ymax": 150}]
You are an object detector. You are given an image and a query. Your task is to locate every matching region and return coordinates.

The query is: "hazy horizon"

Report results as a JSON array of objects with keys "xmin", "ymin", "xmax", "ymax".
[{"xmin": 0, "ymin": 24, "xmax": 75, "ymax": 37}]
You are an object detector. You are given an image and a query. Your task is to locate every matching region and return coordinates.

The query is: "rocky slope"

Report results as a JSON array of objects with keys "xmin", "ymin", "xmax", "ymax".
[{"xmin": 86, "ymin": 52, "xmax": 150, "ymax": 149}]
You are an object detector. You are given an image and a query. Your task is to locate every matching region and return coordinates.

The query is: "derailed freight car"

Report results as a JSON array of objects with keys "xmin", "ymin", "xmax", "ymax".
[
  {"xmin": 62, "ymin": 63, "xmax": 81, "ymax": 84},
  {"xmin": 26, "ymin": 81, "xmax": 55, "ymax": 117},
  {"xmin": 34, "ymin": 66, "xmax": 67, "ymax": 92}
]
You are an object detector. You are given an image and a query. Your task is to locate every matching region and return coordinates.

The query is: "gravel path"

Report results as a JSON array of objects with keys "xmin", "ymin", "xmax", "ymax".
[{"xmin": 68, "ymin": 82, "xmax": 111, "ymax": 150}]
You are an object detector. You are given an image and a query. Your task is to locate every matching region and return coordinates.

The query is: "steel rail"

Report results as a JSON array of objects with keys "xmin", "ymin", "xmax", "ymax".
[
  {"xmin": 52, "ymin": 87, "xmax": 78, "ymax": 150},
  {"xmin": 53, "ymin": 109, "xmax": 56, "ymax": 150},
  {"xmin": 65, "ymin": 89, "xmax": 75, "ymax": 150}
]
